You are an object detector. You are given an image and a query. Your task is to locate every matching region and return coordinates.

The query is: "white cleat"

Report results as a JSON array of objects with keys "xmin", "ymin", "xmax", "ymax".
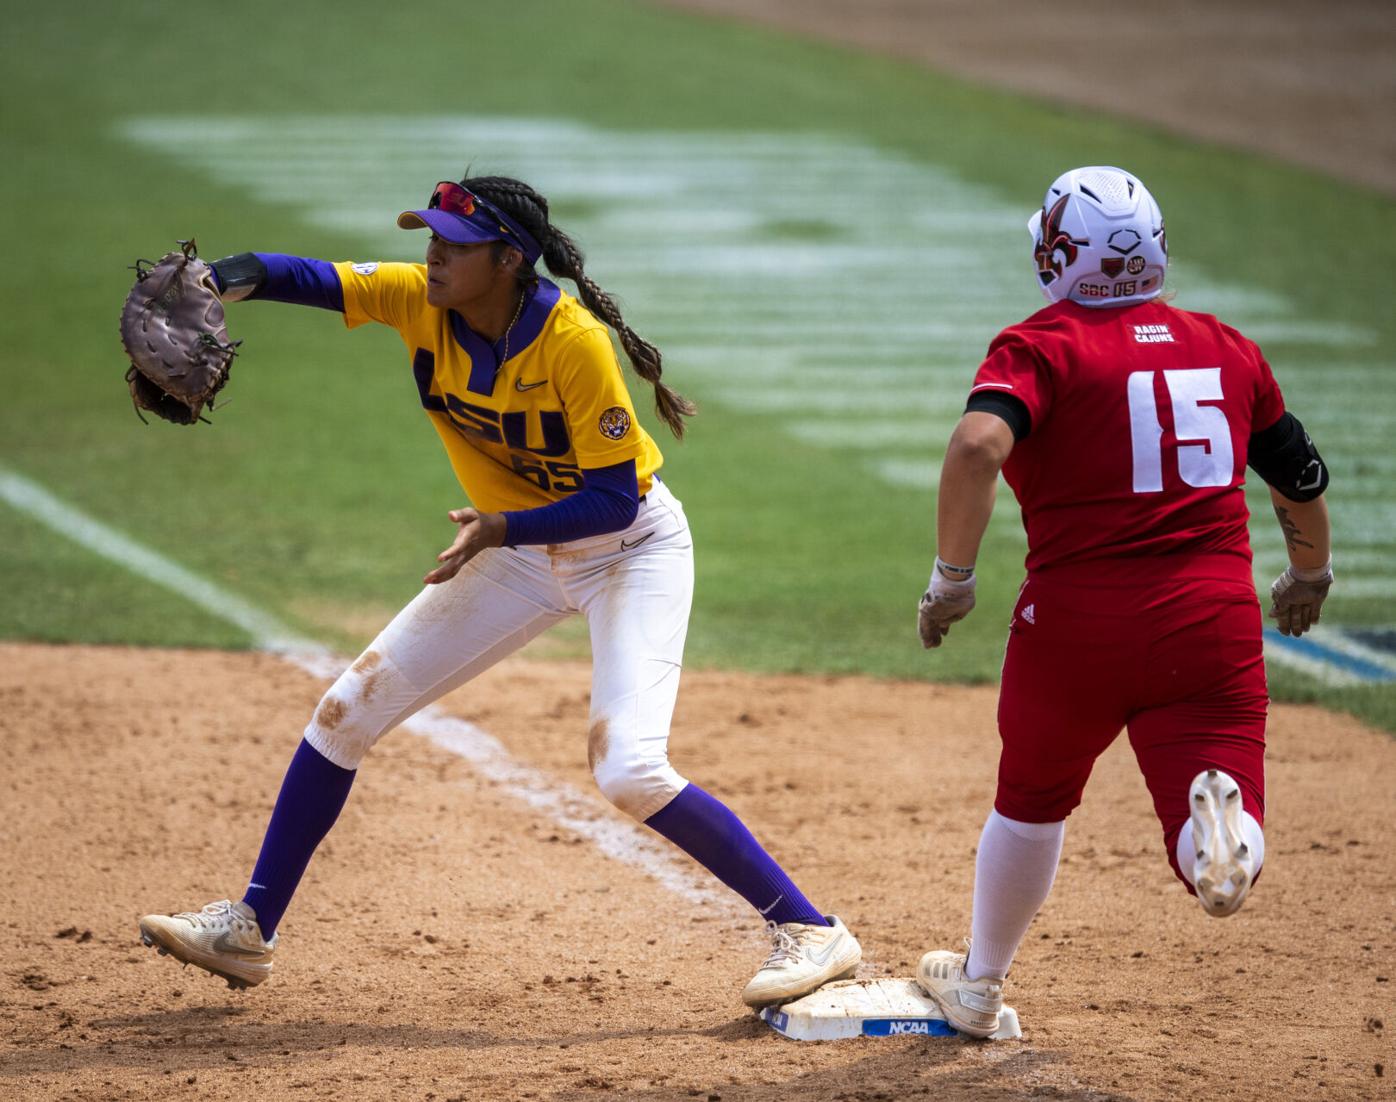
[
  {"xmin": 1189, "ymin": 769, "xmax": 1256, "ymax": 918},
  {"xmin": 915, "ymin": 947, "xmax": 1003, "ymax": 1039},
  {"xmin": 138, "ymin": 899, "xmax": 275, "ymax": 989},
  {"xmin": 741, "ymin": 915, "xmax": 862, "ymax": 1008}
]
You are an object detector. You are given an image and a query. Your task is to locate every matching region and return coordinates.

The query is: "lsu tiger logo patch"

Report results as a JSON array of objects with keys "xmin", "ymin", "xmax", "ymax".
[{"xmin": 598, "ymin": 406, "xmax": 631, "ymax": 440}]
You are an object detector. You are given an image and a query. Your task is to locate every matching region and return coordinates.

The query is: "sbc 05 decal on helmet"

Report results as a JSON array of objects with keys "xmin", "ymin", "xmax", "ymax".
[{"xmin": 598, "ymin": 406, "xmax": 632, "ymax": 440}]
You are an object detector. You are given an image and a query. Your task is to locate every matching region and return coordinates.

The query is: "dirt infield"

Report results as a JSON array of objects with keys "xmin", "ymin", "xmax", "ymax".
[
  {"xmin": 661, "ymin": 0, "xmax": 1396, "ymax": 195},
  {"xmin": 3, "ymin": 642, "xmax": 1391, "ymax": 1100}
]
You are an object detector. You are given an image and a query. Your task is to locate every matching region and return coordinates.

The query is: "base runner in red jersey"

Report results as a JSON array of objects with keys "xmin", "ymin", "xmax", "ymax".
[{"xmin": 910, "ymin": 166, "xmax": 1335, "ymax": 1039}]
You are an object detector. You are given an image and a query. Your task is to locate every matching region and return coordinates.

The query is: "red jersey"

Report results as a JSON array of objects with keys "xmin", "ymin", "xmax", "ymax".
[{"xmin": 970, "ymin": 300, "xmax": 1286, "ymax": 582}]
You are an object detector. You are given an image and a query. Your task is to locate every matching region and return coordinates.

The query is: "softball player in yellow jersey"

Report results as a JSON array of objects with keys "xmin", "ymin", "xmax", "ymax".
[{"xmin": 138, "ymin": 175, "xmax": 860, "ymax": 1008}]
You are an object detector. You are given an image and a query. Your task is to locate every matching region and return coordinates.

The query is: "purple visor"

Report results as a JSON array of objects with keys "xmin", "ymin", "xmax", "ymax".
[{"xmin": 397, "ymin": 181, "xmax": 543, "ymax": 265}]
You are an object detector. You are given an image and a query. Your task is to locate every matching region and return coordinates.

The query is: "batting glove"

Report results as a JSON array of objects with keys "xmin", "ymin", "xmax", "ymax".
[
  {"xmin": 1269, "ymin": 559, "xmax": 1333, "ymax": 638},
  {"xmin": 918, "ymin": 558, "xmax": 977, "ymax": 649}
]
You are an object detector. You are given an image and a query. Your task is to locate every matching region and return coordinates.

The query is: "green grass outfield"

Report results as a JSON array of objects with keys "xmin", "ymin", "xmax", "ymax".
[{"xmin": 2, "ymin": 0, "xmax": 1393, "ymax": 729}]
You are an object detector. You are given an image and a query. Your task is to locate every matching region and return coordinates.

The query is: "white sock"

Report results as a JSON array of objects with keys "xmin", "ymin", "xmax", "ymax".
[
  {"xmin": 1175, "ymin": 809, "xmax": 1265, "ymax": 884},
  {"xmin": 965, "ymin": 810, "xmax": 1065, "ymax": 982}
]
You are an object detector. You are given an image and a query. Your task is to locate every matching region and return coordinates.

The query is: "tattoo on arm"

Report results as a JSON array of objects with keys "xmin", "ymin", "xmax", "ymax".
[{"xmin": 1273, "ymin": 505, "xmax": 1314, "ymax": 552}]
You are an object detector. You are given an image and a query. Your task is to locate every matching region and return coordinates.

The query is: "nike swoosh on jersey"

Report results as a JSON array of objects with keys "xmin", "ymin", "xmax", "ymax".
[
  {"xmin": 515, "ymin": 378, "xmax": 547, "ymax": 392},
  {"xmin": 621, "ymin": 532, "xmax": 654, "ymax": 551}
]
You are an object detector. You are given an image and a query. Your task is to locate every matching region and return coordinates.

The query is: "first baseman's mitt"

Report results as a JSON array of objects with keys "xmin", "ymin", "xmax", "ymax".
[{"xmin": 120, "ymin": 239, "xmax": 240, "ymax": 424}]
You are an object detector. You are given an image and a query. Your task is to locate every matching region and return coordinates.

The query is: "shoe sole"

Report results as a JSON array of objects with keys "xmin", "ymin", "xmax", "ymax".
[
  {"xmin": 138, "ymin": 920, "xmax": 268, "ymax": 990},
  {"xmin": 742, "ymin": 960, "xmax": 859, "ymax": 1011},
  {"xmin": 929, "ymin": 1001, "xmax": 998, "ymax": 1040},
  {"xmin": 1190, "ymin": 769, "xmax": 1252, "ymax": 918}
]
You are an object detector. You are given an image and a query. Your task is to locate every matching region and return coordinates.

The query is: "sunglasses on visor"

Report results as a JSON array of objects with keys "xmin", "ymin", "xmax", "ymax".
[{"xmin": 427, "ymin": 182, "xmax": 542, "ymax": 262}]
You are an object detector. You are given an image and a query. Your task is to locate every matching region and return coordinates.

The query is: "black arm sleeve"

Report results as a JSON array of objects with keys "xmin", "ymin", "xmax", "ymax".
[
  {"xmin": 209, "ymin": 253, "xmax": 268, "ymax": 302},
  {"xmin": 965, "ymin": 391, "xmax": 1031, "ymax": 441},
  {"xmin": 1247, "ymin": 411, "xmax": 1329, "ymax": 502}
]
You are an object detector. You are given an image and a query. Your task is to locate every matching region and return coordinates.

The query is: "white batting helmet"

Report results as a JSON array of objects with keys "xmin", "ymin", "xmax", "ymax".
[{"xmin": 1028, "ymin": 166, "xmax": 1167, "ymax": 308}]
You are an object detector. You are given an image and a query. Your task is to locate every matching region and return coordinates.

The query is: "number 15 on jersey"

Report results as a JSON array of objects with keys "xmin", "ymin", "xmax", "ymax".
[{"xmin": 1127, "ymin": 368, "xmax": 1235, "ymax": 493}]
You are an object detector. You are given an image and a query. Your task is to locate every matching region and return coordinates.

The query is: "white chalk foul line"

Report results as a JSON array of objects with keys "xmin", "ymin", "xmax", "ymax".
[
  {"xmin": 0, "ymin": 468, "xmax": 323, "ymax": 659},
  {"xmin": 0, "ymin": 464, "xmax": 730, "ymax": 910}
]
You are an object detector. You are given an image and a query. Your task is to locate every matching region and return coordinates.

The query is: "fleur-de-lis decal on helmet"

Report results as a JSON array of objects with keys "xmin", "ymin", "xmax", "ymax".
[{"xmin": 1034, "ymin": 194, "xmax": 1087, "ymax": 287}]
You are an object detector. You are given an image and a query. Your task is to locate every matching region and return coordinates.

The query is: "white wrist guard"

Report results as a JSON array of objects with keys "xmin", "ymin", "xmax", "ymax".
[
  {"xmin": 934, "ymin": 556, "xmax": 976, "ymax": 580},
  {"xmin": 930, "ymin": 557, "xmax": 977, "ymax": 599},
  {"xmin": 1290, "ymin": 557, "xmax": 1333, "ymax": 583}
]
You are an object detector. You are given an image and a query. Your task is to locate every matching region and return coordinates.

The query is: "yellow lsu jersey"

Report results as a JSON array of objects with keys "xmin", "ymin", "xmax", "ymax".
[{"xmin": 334, "ymin": 261, "xmax": 664, "ymax": 513}]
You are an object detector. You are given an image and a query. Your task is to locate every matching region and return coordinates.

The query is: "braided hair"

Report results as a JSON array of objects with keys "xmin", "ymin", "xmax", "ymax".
[{"xmin": 464, "ymin": 174, "xmax": 696, "ymax": 440}]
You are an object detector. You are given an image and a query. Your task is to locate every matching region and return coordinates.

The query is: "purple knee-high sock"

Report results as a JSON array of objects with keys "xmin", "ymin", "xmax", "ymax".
[
  {"xmin": 645, "ymin": 783, "xmax": 827, "ymax": 926},
  {"xmin": 241, "ymin": 738, "xmax": 355, "ymax": 939}
]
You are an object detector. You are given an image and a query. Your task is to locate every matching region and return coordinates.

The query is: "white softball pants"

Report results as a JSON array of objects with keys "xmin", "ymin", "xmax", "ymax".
[{"xmin": 303, "ymin": 480, "xmax": 693, "ymax": 822}]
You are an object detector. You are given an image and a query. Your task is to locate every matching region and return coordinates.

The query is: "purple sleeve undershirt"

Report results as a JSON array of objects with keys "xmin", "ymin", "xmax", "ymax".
[
  {"xmin": 253, "ymin": 253, "xmax": 345, "ymax": 311},
  {"xmin": 501, "ymin": 460, "xmax": 640, "ymax": 546}
]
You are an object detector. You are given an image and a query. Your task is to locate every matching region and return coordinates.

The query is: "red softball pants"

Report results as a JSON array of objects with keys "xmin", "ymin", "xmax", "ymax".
[{"xmin": 994, "ymin": 561, "xmax": 1268, "ymax": 887}]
